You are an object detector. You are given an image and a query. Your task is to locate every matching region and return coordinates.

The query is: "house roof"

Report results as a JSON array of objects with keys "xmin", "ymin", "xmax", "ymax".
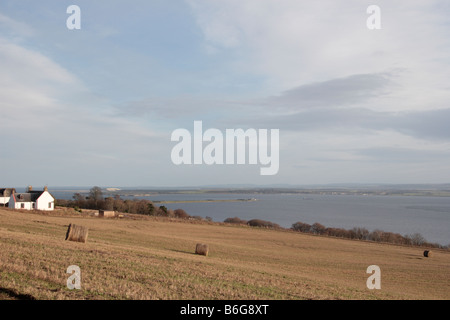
[
  {"xmin": 14, "ymin": 191, "xmax": 45, "ymax": 203},
  {"xmin": 0, "ymin": 188, "xmax": 16, "ymax": 197}
]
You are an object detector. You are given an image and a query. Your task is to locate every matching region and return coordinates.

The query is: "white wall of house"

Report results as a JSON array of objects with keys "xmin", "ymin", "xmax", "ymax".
[
  {"xmin": 36, "ymin": 191, "xmax": 55, "ymax": 211},
  {"xmin": 0, "ymin": 197, "xmax": 10, "ymax": 205},
  {"xmin": 9, "ymin": 199, "xmax": 34, "ymax": 210},
  {"xmin": 20, "ymin": 202, "xmax": 34, "ymax": 210}
]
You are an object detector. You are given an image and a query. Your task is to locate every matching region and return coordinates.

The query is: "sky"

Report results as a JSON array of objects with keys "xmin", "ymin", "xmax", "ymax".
[{"xmin": 1, "ymin": 0, "xmax": 450, "ymax": 188}]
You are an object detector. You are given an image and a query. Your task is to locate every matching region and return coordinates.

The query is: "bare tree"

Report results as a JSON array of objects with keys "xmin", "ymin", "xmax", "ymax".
[
  {"xmin": 311, "ymin": 222, "xmax": 326, "ymax": 234},
  {"xmin": 292, "ymin": 221, "xmax": 312, "ymax": 233},
  {"xmin": 89, "ymin": 186, "xmax": 103, "ymax": 201},
  {"xmin": 406, "ymin": 233, "xmax": 426, "ymax": 246}
]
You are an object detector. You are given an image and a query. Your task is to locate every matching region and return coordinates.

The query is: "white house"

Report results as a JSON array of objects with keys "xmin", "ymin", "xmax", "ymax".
[
  {"xmin": 0, "ymin": 188, "xmax": 16, "ymax": 206},
  {"xmin": 9, "ymin": 186, "xmax": 55, "ymax": 211}
]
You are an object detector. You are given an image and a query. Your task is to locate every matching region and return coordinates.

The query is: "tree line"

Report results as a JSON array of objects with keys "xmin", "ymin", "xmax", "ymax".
[
  {"xmin": 290, "ymin": 221, "xmax": 440, "ymax": 247},
  {"xmin": 223, "ymin": 217, "xmax": 447, "ymax": 249},
  {"xmin": 55, "ymin": 186, "xmax": 199, "ymax": 219}
]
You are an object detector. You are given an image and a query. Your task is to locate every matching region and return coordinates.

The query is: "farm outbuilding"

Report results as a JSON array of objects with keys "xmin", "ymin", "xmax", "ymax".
[{"xmin": 99, "ymin": 210, "xmax": 116, "ymax": 218}]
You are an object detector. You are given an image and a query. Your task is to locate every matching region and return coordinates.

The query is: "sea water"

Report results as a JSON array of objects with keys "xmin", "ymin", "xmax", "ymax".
[
  {"xmin": 146, "ymin": 193, "xmax": 450, "ymax": 246},
  {"xmin": 52, "ymin": 190, "xmax": 450, "ymax": 246}
]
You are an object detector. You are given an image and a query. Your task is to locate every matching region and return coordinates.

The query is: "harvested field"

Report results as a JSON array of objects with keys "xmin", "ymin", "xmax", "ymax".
[{"xmin": 0, "ymin": 207, "xmax": 448, "ymax": 300}]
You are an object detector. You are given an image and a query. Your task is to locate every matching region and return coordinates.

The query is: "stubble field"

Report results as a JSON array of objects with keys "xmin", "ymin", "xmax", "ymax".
[{"xmin": 0, "ymin": 207, "xmax": 448, "ymax": 300}]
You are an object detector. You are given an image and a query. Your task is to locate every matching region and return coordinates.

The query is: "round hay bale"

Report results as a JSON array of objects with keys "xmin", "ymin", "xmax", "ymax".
[
  {"xmin": 195, "ymin": 243, "xmax": 209, "ymax": 256},
  {"xmin": 65, "ymin": 223, "xmax": 89, "ymax": 243},
  {"xmin": 423, "ymin": 250, "xmax": 432, "ymax": 258}
]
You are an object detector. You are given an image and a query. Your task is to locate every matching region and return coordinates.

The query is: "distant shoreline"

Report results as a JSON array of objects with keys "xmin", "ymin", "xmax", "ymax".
[
  {"xmin": 108, "ymin": 187, "xmax": 450, "ymax": 198},
  {"xmin": 153, "ymin": 198, "xmax": 258, "ymax": 204},
  {"xmin": 49, "ymin": 185, "xmax": 450, "ymax": 198}
]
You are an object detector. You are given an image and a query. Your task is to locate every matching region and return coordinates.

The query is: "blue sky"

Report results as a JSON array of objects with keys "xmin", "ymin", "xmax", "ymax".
[{"xmin": 1, "ymin": 0, "xmax": 450, "ymax": 188}]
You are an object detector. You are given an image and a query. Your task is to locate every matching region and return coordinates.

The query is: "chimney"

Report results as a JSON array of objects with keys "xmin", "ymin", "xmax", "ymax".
[
  {"xmin": 27, "ymin": 185, "xmax": 32, "ymax": 192},
  {"xmin": 44, "ymin": 186, "xmax": 48, "ymax": 192}
]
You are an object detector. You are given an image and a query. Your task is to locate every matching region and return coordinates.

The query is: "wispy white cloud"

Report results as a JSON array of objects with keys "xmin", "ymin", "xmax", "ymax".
[
  {"xmin": 1, "ymin": 1, "xmax": 450, "ymax": 186},
  {"xmin": 0, "ymin": 20, "xmax": 166, "ymax": 186},
  {"xmin": 0, "ymin": 12, "xmax": 34, "ymax": 38},
  {"xmin": 188, "ymin": 0, "xmax": 450, "ymax": 111},
  {"xmin": 0, "ymin": 38, "xmax": 79, "ymax": 126}
]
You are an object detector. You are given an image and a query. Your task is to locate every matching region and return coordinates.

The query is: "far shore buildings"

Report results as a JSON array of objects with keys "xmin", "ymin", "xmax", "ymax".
[{"xmin": 0, "ymin": 186, "xmax": 55, "ymax": 211}]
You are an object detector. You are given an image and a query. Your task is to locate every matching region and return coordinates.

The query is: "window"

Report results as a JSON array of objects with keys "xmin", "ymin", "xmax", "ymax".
[
  {"xmin": 21, "ymin": 203, "xmax": 25, "ymax": 209},
  {"xmin": 32, "ymin": 203, "xmax": 35, "ymax": 209},
  {"xmin": 48, "ymin": 202, "xmax": 52, "ymax": 209}
]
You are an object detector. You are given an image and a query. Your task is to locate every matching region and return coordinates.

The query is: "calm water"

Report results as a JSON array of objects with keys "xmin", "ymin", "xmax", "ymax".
[
  {"xmin": 143, "ymin": 193, "xmax": 449, "ymax": 246},
  {"xmin": 53, "ymin": 191, "xmax": 450, "ymax": 246}
]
